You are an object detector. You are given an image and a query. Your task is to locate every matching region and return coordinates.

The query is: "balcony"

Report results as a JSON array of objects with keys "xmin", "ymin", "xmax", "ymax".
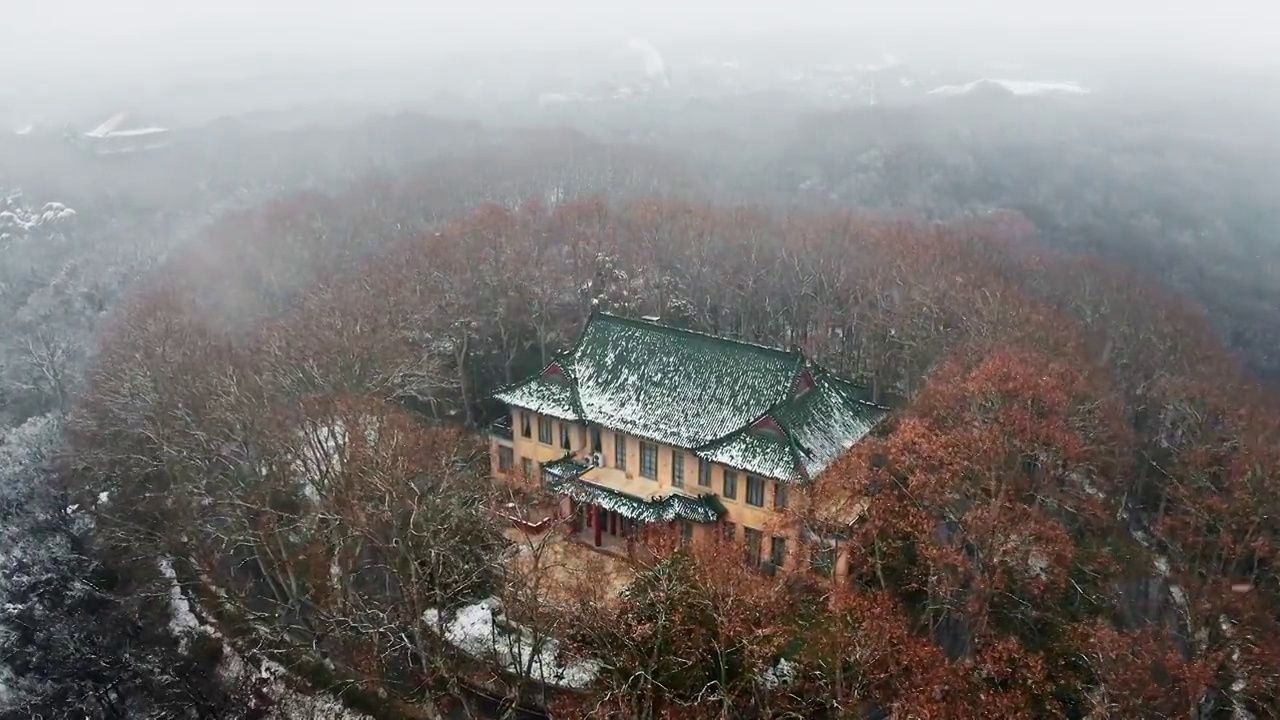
[{"xmin": 488, "ymin": 416, "xmax": 514, "ymax": 443}]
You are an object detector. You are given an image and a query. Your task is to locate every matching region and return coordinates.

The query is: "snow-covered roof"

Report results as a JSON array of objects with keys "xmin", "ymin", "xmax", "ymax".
[
  {"xmin": 495, "ymin": 313, "xmax": 888, "ymax": 482},
  {"xmin": 86, "ymin": 112, "xmax": 128, "ymax": 138},
  {"xmin": 543, "ymin": 458, "xmax": 726, "ymax": 524},
  {"xmin": 85, "ymin": 112, "xmax": 169, "ymax": 139},
  {"xmin": 927, "ymin": 79, "xmax": 1089, "ymax": 97}
]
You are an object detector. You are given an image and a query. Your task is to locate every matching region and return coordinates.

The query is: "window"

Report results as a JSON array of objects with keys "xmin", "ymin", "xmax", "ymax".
[
  {"xmin": 537, "ymin": 416, "xmax": 552, "ymax": 445},
  {"xmin": 591, "ymin": 425, "xmax": 602, "ymax": 453},
  {"xmin": 770, "ymin": 536, "xmax": 788, "ymax": 569},
  {"xmin": 640, "ymin": 441, "xmax": 658, "ymax": 479},
  {"xmin": 560, "ymin": 422, "xmax": 572, "ymax": 450},
  {"xmin": 671, "ymin": 453, "xmax": 685, "ymax": 487},
  {"xmin": 811, "ymin": 543, "xmax": 836, "ymax": 577},
  {"xmin": 498, "ymin": 446, "xmax": 514, "ymax": 472},
  {"xmin": 614, "ymin": 433, "xmax": 627, "ymax": 470},
  {"xmin": 698, "ymin": 458, "xmax": 712, "ymax": 487},
  {"xmin": 680, "ymin": 521, "xmax": 694, "ymax": 545},
  {"xmin": 521, "ymin": 457, "xmax": 533, "ymax": 478},
  {"xmin": 519, "ymin": 411, "xmax": 531, "ymax": 438},
  {"xmin": 746, "ymin": 475, "xmax": 765, "ymax": 507},
  {"xmin": 744, "ymin": 528, "xmax": 763, "ymax": 567},
  {"xmin": 722, "ymin": 521, "xmax": 736, "ymax": 541},
  {"xmin": 774, "ymin": 482, "xmax": 789, "ymax": 509},
  {"xmin": 722, "ymin": 470, "xmax": 738, "ymax": 500}
]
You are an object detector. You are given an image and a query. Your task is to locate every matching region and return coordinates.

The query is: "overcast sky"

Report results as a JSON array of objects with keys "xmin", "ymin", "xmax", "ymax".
[{"xmin": 5, "ymin": 0, "xmax": 1278, "ymax": 85}]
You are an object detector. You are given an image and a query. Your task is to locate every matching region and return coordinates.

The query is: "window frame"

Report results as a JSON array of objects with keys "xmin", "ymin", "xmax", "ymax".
[
  {"xmin": 520, "ymin": 457, "xmax": 533, "ymax": 478},
  {"xmin": 559, "ymin": 422, "xmax": 573, "ymax": 450},
  {"xmin": 498, "ymin": 446, "xmax": 514, "ymax": 472},
  {"xmin": 614, "ymin": 432, "xmax": 627, "ymax": 471},
  {"xmin": 774, "ymin": 481, "xmax": 789, "ymax": 509},
  {"xmin": 811, "ymin": 543, "xmax": 836, "ymax": 577},
  {"xmin": 746, "ymin": 475, "xmax": 765, "ymax": 507},
  {"xmin": 519, "ymin": 411, "xmax": 531, "ymax": 438},
  {"xmin": 537, "ymin": 416, "xmax": 553, "ymax": 445},
  {"xmin": 698, "ymin": 458, "xmax": 712, "ymax": 487},
  {"xmin": 744, "ymin": 527, "xmax": 763, "ymax": 567},
  {"xmin": 672, "ymin": 452, "xmax": 685, "ymax": 487},
  {"xmin": 722, "ymin": 470, "xmax": 738, "ymax": 500},
  {"xmin": 639, "ymin": 441, "xmax": 658, "ymax": 479},
  {"xmin": 770, "ymin": 536, "xmax": 788, "ymax": 569}
]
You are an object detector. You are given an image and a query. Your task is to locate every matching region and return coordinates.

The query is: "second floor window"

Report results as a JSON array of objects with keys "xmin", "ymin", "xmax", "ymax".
[
  {"xmin": 698, "ymin": 458, "xmax": 712, "ymax": 487},
  {"xmin": 722, "ymin": 470, "xmax": 738, "ymax": 500},
  {"xmin": 591, "ymin": 425, "xmax": 602, "ymax": 453},
  {"xmin": 614, "ymin": 433, "xmax": 627, "ymax": 470},
  {"xmin": 537, "ymin": 416, "xmax": 552, "ymax": 445},
  {"xmin": 672, "ymin": 453, "xmax": 684, "ymax": 487},
  {"xmin": 498, "ymin": 446, "xmax": 514, "ymax": 471},
  {"xmin": 560, "ymin": 423, "xmax": 572, "ymax": 450},
  {"xmin": 774, "ymin": 482, "xmax": 789, "ymax": 509},
  {"xmin": 640, "ymin": 441, "xmax": 658, "ymax": 479},
  {"xmin": 520, "ymin": 412, "xmax": 531, "ymax": 438},
  {"xmin": 746, "ymin": 475, "xmax": 765, "ymax": 507}
]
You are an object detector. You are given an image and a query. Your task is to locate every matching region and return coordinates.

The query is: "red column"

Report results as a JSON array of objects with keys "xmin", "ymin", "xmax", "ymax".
[
  {"xmin": 592, "ymin": 505, "xmax": 602, "ymax": 547},
  {"xmin": 569, "ymin": 498, "xmax": 581, "ymax": 532}
]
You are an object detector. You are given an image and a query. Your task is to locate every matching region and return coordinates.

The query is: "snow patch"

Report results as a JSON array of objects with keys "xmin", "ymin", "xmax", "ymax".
[
  {"xmin": 759, "ymin": 657, "xmax": 798, "ymax": 689},
  {"xmin": 158, "ymin": 558, "xmax": 200, "ymax": 651},
  {"xmin": 424, "ymin": 597, "xmax": 599, "ymax": 689}
]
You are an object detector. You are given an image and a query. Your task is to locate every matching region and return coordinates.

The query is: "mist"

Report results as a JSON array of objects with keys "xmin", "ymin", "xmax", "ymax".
[
  {"xmin": 7, "ymin": 0, "xmax": 1279, "ymax": 90},
  {"xmin": 3, "ymin": 0, "xmax": 1280, "ymax": 718}
]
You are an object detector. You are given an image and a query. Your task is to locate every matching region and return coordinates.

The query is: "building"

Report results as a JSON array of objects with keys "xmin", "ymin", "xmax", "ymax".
[
  {"xmin": 81, "ymin": 113, "xmax": 171, "ymax": 156},
  {"xmin": 489, "ymin": 313, "xmax": 888, "ymax": 577}
]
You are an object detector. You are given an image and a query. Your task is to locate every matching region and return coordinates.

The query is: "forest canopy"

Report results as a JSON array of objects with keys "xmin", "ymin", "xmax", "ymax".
[{"xmin": 53, "ymin": 181, "xmax": 1280, "ymax": 718}]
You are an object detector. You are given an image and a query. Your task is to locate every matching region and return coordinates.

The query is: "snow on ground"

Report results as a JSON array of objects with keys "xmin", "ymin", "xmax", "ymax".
[
  {"xmin": 424, "ymin": 597, "xmax": 600, "ymax": 689},
  {"xmin": 174, "ymin": 573, "xmax": 374, "ymax": 719},
  {"xmin": 758, "ymin": 657, "xmax": 798, "ymax": 689},
  {"xmin": 158, "ymin": 558, "xmax": 200, "ymax": 652},
  {"xmin": 928, "ymin": 79, "xmax": 1089, "ymax": 97}
]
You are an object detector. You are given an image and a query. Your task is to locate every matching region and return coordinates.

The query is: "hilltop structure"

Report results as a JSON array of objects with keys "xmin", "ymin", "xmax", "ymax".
[
  {"xmin": 81, "ymin": 113, "xmax": 171, "ymax": 156},
  {"xmin": 489, "ymin": 312, "xmax": 887, "ymax": 577}
]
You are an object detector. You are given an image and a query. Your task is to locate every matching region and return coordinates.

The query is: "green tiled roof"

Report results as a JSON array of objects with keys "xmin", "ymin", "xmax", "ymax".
[
  {"xmin": 701, "ymin": 369, "xmax": 889, "ymax": 482},
  {"xmin": 495, "ymin": 313, "xmax": 887, "ymax": 483},
  {"xmin": 546, "ymin": 474, "xmax": 726, "ymax": 525}
]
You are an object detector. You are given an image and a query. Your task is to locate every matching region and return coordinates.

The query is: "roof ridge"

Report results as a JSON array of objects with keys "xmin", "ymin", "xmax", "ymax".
[
  {"xmin": 810, "ymin": 365, "xmax": 891, "ymax": 411},
  {"xmin": 593, "ymin": 312, "xmax": 804, "ymax": 361}
]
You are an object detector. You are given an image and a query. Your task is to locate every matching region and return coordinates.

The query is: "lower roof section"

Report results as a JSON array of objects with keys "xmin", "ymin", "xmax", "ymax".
[{"xmin": 541, "ymin": 458, "xmax": 725, "ymax": 525}]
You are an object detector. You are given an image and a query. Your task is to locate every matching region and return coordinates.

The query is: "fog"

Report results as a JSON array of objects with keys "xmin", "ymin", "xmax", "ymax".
[
  {"xmin": 7, "ymin": 0, "xmax": 1279, "ymax": 88},
  {"xmin": 5, "ymin": 0, "xmax": 1280, "ymax": 718}
]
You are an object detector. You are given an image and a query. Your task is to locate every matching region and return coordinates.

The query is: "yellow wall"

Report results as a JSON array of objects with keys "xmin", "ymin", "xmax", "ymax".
[{"xmin": 494, "ymin": 407, "xmax": 801, "ymax": 570}]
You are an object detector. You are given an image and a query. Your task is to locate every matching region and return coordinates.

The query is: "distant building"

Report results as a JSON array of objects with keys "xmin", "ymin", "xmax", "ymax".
[
  {"xmin": 489, "ymin": 312, "xmax": 888, "ymax": 578},
  {"xmin": 81, "ymin": 113, "xmax": 171, "ymax": 156}
]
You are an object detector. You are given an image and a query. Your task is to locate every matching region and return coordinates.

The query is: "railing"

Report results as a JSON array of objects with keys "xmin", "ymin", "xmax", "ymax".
[{"xmin": 489, "ymin": 416, "xmax": 514, "ymax": 441}]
